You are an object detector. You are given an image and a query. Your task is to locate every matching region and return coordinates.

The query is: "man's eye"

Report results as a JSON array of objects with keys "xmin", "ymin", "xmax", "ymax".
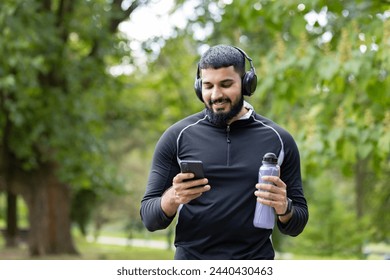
[{"xmin": 221, "ymin": 82, "xmax": 232, "ymax": 88}]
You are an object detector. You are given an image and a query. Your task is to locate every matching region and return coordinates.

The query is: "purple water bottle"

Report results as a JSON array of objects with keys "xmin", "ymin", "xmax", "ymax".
[{"xmin": 253, "ymin": 152, "xmax": 280, "ymax": 229}]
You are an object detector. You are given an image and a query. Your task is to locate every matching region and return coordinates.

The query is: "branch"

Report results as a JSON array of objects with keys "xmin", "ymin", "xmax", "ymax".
[
  {"xmin": 39, "ymin": 0, "xmax": 51, "ymax": 11},
  {"xmin": 88, "ymin": 1, "xmax": 148, "ymax": 58},
  {"xmin": 109, "ymin": 0, "xmax": 147, "ymax": 33},
  {"xmin": 56, "ymin": 0, "xmax": 75, "ymax": 43}
]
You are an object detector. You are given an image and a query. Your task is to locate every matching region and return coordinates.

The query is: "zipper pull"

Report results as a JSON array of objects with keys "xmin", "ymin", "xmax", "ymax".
[{"xmin": 226, "ymin": 125, "xmax": 231, "ymax": 143}]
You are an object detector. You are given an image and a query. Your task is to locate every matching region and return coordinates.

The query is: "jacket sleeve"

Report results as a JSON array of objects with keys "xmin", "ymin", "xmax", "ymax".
[
  {"xmin": 140, "ymin": 128, "xmax": 181, "ymax": 232},
  {"xmin": 140, "ymin": 197, "xmax": 175, "ymax": 232},
  {"xmin": 276, "ymin": 131, "xmax": 309, "ymax": 236}
]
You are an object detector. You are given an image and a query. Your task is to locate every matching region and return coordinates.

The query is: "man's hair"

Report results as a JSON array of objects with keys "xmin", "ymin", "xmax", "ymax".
[{"xmin": 198, "ymin": 45, "xmax": 245, "ymax": 77}]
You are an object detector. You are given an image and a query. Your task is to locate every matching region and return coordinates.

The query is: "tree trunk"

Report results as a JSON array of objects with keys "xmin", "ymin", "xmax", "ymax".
[
  {"xmin": 18, "ymin": 163, "xmax": 78, "ymax": 256},
  {"xmin": 5, "ymin": 191, "xmax": 18, "ymax": 247}
]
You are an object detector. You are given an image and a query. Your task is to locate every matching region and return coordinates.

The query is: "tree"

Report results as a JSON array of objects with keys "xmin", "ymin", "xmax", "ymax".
[{"xmin": 0, "ymin": 0, "xmax": 146, "ymax": 256}]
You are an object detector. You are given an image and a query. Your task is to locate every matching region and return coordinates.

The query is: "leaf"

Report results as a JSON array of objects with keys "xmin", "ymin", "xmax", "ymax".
[
  {"xmin": 341, "ymin": 141, "xmax": 357, "ymax": 163},
  {"xmin": 378, "ymin": 132, "xmax": 390, "ymax": 154},
  {"xmin": 320, "ymin": 55, "xmax": 340, "ymax": 80},
  {"xmin": 357, "ymin": 143, "xmax": 373, "ymax": 159}
]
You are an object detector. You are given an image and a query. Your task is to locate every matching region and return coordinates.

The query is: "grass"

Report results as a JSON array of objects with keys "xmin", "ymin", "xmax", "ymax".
[
  {"xmin": 0, "ymin": 235, "xmax": 175, "ymax": 260},
  {"xmin": 77, "ymin": 238, "xmax": 175, "ymax": 260},
  {"xmin": 1, "ymin": 232, "xmax": 388, "ymax": 260}
]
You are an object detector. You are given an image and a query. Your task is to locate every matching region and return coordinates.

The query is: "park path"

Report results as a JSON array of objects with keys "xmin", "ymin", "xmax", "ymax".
[{"xmin": 87, "ymin": 235, "xmax": 174, "ymax": 250}]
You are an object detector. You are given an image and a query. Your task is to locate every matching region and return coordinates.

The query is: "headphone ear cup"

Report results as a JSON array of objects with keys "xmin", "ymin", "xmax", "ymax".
[
  {"xmin": 194, "ymin": 78, "xmax": 203, "ymax": 101},
  {"xmin": 242, "ymin": 70, "xmax": 257, "ymax": 96}
]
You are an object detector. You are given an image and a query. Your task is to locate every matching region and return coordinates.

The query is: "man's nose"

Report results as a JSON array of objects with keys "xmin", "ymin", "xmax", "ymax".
[{"xmin": 211, "ymin": 85, "xmax": 223, "ymax": 100}]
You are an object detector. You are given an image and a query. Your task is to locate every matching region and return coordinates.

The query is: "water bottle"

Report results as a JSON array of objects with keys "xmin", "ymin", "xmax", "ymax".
[{"xmin": 253, "ymin": 152, "xmax": 280, "ymax": 229}]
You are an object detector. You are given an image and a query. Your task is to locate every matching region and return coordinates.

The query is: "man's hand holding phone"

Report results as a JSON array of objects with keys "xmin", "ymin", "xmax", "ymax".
[
  {"xmin": 178, "ymin": 160, "xmax": 210, "ymax": 196},
  {"xmin": 161, "ymin": 160, "xmax": 211, "ymax": 217}
]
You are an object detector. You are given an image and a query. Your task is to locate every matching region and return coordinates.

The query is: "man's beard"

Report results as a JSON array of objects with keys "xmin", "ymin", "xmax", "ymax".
[{"xmin": 205, "ymin": 96, "xmax": 244, "ymax": 127}]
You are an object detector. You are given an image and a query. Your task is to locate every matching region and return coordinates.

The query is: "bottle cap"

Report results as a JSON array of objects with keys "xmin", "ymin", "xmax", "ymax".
[{"xmin": 262, "ymin": 152, "xmax": 278, "ymax": 164}]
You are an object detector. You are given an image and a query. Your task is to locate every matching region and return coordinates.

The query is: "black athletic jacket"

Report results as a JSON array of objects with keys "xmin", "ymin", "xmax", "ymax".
[{"xmin": 140, "ymin": 104, "xmax": 308, "ymax": 259}]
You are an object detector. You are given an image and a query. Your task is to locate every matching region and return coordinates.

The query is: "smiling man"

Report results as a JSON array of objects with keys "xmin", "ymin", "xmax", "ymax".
[{"xmin": 140, "ymin": 45, "xmax": 308, "ymax": 260}]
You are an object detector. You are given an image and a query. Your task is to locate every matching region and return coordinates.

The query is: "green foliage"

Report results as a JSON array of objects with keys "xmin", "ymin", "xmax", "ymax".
[
  {"xmin": 285, "ymin": 174, "xmax": 370, "ymax": 257},
  {"xmin": 71, "ymin": 189, "xmax": 98, "ymax": 237},
  {"xmin": 132, "ymin": 35, "xmax": 204, "ymax": 132},
  {"xmin": 0, "ymin": 0, "xmax": 146, "ymax": 254},
  {"xmin": 0, "ymin": 0, "xmax": 126, "ymax": 189}
]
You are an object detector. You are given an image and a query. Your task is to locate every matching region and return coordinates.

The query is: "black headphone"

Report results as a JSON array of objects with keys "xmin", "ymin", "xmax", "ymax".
[{"xmin": 194, "ymin": 46, "xmax": 257, "ymax": 102}]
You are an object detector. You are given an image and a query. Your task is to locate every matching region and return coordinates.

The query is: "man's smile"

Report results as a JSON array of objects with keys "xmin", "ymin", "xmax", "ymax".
[{"xmin": 210, "ymin": 98, "xmax": 230, "ymax": 111}]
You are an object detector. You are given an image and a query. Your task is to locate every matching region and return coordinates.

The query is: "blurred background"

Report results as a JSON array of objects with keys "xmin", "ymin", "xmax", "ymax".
[{"xmin": 0, "ymin": 0, "xmax": 389, "ymax": 260}]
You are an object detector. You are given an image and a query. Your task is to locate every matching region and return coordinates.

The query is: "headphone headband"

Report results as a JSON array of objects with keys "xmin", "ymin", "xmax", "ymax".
[{"xmin": 232, "ymin": 46, "xmax": 256, "ymax": 73}]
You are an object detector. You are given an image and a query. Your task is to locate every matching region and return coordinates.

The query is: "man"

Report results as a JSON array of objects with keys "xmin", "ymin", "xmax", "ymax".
[{"xmin": 140, "ymin": 45, "xmax": 308, "ymax": 259}]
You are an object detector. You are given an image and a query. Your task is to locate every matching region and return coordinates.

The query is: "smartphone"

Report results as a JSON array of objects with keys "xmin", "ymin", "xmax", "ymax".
[{"xmin": 180, "ymin": 160, "xmax": 205, "ymax": 180}]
